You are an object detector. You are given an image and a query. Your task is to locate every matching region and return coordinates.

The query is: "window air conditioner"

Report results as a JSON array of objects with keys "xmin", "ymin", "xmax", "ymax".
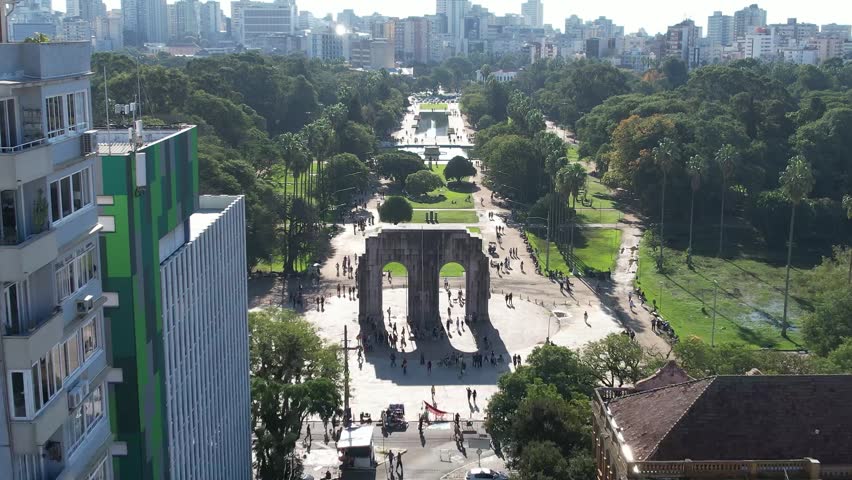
[
  {"xmin": 67, "ymin": 381, "xmax": 89, "ymax": 410},
  {"xmin": 81, "ymin": 130, "xmax": 98, "ymax": 156},
  {"xmin": 76, "ymin": 295, "xmax": 94, "ymax": 315}
]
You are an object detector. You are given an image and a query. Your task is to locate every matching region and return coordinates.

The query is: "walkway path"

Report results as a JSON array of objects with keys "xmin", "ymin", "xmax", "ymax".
[{"xmin": 545, "ymin": 120, "xmax": 671, "ymax": 355}]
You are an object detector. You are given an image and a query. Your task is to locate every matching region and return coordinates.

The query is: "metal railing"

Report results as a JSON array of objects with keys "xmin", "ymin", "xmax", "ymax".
[{"xmin": 0, "ymin": 137, "xmax": 47, "ymax": 154}]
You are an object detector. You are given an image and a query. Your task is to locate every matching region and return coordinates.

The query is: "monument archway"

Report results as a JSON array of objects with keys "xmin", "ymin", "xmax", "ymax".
[{"xmin": 358, "ymin": 227, "xmax": 490, "ymax": 328}]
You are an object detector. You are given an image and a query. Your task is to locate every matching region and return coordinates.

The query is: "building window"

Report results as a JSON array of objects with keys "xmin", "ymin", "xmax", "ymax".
[
  {"xmin": 81, "ymin": 316, "xmax": 99, "ymax": 361},
  {"xmin": 49, "ymin": 166, "xmax": 92, "ymax": 224},
  {"xmin": 45, "ymin": 95, "xmax": 65, "ymax": 138},
  {"xmin": 0, "ymin": 97, "xmax": 17, "ymax": 149},
  {"xmin": 63, "ymin": 331, "xmax": 81, "ymax": 377},
  {"xmin": 9, "ymin": 371, "xmax": 29, "ymax": 418},
  {"xmin": 87, "ymin": 456, "xmax": 109, "ymax": 480},
  {"xmin": 2, "ymin": 280, "xmax": 29, "ymax": 335},
  {"xmin": 66, "ymin": 92, "xmax": 88, "ymax": 133},
  {"xmin": 54, "ymin": 241, "xmax": 97, "ymax": 302},
  {"xmin": 68, "ymin": 384, "xmax": 105, "ymax": 453}
]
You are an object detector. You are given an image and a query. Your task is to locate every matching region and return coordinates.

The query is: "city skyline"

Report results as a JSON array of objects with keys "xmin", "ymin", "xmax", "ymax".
[{"xmin": 57, "ymin": 0, "xmax": 852, "ymax": 36}]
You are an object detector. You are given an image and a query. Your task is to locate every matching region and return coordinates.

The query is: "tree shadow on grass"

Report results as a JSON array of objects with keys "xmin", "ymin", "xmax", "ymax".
[{"xmin": 447, "ymin": 181, "xmax": 480, "ymax": 194}]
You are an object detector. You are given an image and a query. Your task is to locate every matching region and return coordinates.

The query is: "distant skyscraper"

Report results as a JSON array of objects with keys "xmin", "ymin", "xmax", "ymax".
[
  {"xmin": 707, "ymin": 11, "xmax": 734, "ymax": 46},
  {"xmin": 122, "ymin": 0, "xmax": 168, "ymax": 45},
  {"xmin": 666, "ymin": 19, "xmax": 700, "ymax": 68},
  {"xmin": 521, "ymin": 0, "xmax": 543, "ymax": 28},
  {"xmin": 445, "ymin": 0, "xmax": 466, "ymax": 47},
  {"xmin": 436, "ymin": 0, "xmax": 447, "ymax": 15},
  {"xmin": 734, "ymin": 3, "xmax": 767, "ymax": 39},
  {"xmin": 231, "ymin": 0, "xmax": 297, "ymax": 46}
]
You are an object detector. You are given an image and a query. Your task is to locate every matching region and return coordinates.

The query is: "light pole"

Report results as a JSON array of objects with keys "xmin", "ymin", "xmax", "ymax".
[{"xmin": 711, "ymin": 280, "xmax": 719, "ymax": 347}]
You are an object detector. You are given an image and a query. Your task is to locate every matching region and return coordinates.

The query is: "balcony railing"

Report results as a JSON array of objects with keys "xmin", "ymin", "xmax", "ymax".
[{"xmin": 0, "ymin": 137, "xmax": 47, "ymax": 154}]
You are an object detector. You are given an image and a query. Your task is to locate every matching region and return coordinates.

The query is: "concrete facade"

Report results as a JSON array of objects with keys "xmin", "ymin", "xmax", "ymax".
[{"xmin": 357, "ymin": 228, "xmax": 490, "ymax": 328}]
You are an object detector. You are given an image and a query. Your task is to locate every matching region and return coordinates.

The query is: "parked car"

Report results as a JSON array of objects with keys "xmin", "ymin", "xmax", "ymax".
[{"xmin": 466, "ymin": 468, "xmax": 508, "ymax": 480}]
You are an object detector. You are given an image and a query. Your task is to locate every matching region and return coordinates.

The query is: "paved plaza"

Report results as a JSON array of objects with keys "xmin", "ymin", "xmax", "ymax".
[{"xmin": 247, "ymin": 103, "xmax": 669, "ymax": 430}]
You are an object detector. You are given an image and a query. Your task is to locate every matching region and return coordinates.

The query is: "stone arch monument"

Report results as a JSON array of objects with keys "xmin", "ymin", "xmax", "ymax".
[{"xmin": 357, "ymin": 227, "xmax": 490, "ymax": 327}]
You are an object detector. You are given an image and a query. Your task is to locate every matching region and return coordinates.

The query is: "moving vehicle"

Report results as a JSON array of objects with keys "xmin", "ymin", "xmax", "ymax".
[
  {"xmin": 465, "ymin": 468, "xmax": 509, "ymax": 480},
  {"xmin": 337, "ymin": 425, "xmax": 376, "ymax": 470}
]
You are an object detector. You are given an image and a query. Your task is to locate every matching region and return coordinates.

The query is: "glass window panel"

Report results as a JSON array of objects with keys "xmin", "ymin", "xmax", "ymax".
[
  {"xmin": 67, "ymin": 260, "xmax": 76, "ymax": 296},
  {"xmin": 81, "ymin": 168, "xmax": 91, "ymax": 205},
  {"xmin": 72, "ymin": 172, "xmax": 83, "ymax": 210},
  {"xmin": 11, "ymin": 372, "xmax": 27, "ymax": 418},
  {"xmin": 50, "ymin": 181, "xmax": 61, "ymax": 222},
  {"xmin": 39, "ymin": 358, "xmax": 49, "ymax": 404},
  {"xmin": 64, "ymin": 334, "xmax": 80, "ymax": 375},
  {"xmin": 51, "ymin": 347, "xmax": 62, "ymax": 389},
  {"xmin": 1, "ymin": 189, "xmax": 17, "ymax": 243},
  {"xmin": 31, "ymin": 364, "xmax": 41, "ymax": 411},
  {"xmin": 82, "ymin": 320, "xmax": 98, "ymax": 360},
  {"xmin": 60, "ymin": 176, "xmax": 72, "ymax": 217},
  {"xmin": 45, "ymin": 353, "xmax": 55, "ymax": 397},
  {"xmin": 67, "ymin": 94, "xmax": 77, "ymax": 131},
  {"xmin": 72, "ymin": 406, "xmax": 84, "ymax": 443},
  {"xmin": 83, "ymin": 393, "xmax": 95, "ymax": 427}
]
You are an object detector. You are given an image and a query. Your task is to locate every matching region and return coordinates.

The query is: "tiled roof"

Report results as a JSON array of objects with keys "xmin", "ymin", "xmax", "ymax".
[{"xmin": 605, "ymin": 375, "xmax": 852, "ymax": 464}]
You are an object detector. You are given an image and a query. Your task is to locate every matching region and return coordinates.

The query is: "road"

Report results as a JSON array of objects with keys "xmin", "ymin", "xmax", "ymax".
[{"xmin": 298, "ymin": 420, "xmax": 507, "ymax": 480}]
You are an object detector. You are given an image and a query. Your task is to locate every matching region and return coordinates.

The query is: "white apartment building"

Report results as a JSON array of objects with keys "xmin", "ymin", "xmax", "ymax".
[
  {"xmin": 781, "ymin": 46, "xmax": 819, "ymax": 65},
  {"xmin": 231, "ymin": 0, "xmax": 296, "ymax": 46},
  {"xmin": 745, "ymin": 30, "xmax": 777, "ymax": 60},
  {"xmin": 161, "ymin": 195, "xmax": 250, "ymax": 480},
  {"xmin": 0, "ymin": 41, "xmax": 121, "ymax": 480}
]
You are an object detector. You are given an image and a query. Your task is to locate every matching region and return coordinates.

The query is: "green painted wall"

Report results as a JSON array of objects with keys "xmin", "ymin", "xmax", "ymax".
[{"xmin": 99, "ymin": 128, "xmax": 198, "ymax": 480}]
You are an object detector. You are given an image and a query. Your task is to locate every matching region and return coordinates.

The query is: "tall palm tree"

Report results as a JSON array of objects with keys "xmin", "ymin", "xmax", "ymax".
[
  {"xmin": 686, "ymin": 154, "xmax": 706, "ymax": 265},
  {"xmin": 652, "ymin": 138, "xmax": 677, "ymax": 271},
  {"xmin": 779, "ymin": 156, "xmax": 815, "ymax": 337},
  {"xmin": 714, "ymin": 144, "xmax": 738, "ymax": 257},
  {"xmin": 556, "ymin": 162, "xmax": 587, "ymax": 261},
  {"xmin": 844, "ymin": 194, "xmax": 852, "ymax": 284}
]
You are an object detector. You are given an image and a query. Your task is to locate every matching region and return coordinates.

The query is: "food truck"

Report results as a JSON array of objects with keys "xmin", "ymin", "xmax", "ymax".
[{"xmin": 336, "ymin": 425, "xmax": 376, "ymax": 470}]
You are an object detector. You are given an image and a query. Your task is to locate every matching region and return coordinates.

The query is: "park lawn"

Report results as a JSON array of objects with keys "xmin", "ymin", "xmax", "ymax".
[
  {"xmin": 576, "ymin": 208, "xmax": 622, "ymax": 225},
  {"xmin": 383, "ymin": 261, "xmax": 465, "ymax": 277},
  {"xmin": 252, "ymin": 254, "xmax": 309, "ymax": 274},
  {"xmin": 582, "ymin": 178, "xmax": 617, "ymax": 209},
  {"xmin": 635, "ymin": 242, "xmax": 809, "ymax": 350},
  {"xmin": 405, "ymin": 164, "xmax": 476, "ymax": 209},
  {"xmin": 408, "ymin": 209, "xmax": 479, "ymax": 224},
  {"xmin": 467, "ymin": 227, "xmax": 481, "ymax": 234},
  {"xmin": 567, "ymin": 144, "xmax": 580, "ymax": 162},
  {"xmin": 572, "ymin": 228, "xmax": 622, "ymax": 272},
  {"xmin": 420, "ymin": 103, "xmax": 448, "ymax": 110},
  {"xmin": 527, "ymin": 232, "xmax": 570, "ymax": 274}
]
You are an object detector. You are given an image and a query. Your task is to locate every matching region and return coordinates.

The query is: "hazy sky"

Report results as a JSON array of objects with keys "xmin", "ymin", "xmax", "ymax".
[{"xmin": 92, "ymin": 0, "xmax": 851, "ymax": 36}]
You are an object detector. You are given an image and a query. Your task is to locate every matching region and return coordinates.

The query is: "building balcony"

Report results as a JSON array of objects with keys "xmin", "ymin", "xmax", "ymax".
[
  {"xmin": 0, "ymin": 227, "xmax": 58, "ymax": 283},
  {"xmin": 0, "ymin": 42, "xmax": 91, "ymax": 84},
  {"xmin": 0, "ymin": 131, "xmax": 98, "ymax": 191}
]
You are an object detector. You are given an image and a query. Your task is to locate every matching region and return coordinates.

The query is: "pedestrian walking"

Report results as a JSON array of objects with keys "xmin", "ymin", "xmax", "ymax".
[
  {"xmin": 472, "ymin": 389, "xmax": 477, "ymax": 403},
  {"xmin": 466, "ymin": 387, "xmax": 472, "ymax": 402}
]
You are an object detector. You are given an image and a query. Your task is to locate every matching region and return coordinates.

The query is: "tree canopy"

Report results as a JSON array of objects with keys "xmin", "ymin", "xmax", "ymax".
[
  {"xmin": 444, "ymin": 156, "xmax": 477, "ymax": 183},
  {"xmin": 378, "ymin": 196, "xmax": 413, "ymax": 224},
  {"xmin": 405, "ymin": 170, "xmax": 444, "ymax": 196}
]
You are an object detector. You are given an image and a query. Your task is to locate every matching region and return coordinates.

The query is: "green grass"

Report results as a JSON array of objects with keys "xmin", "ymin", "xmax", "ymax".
[
  {"xmin": 420, "ymin": 103, "xmax": 448, "ymax": 110},
  {"xmin": 467, "ymin": 227, "xmax": 481, "ymax": 234},
  {"xmin": 408, "ymin": 210, "xmax": 479, "ymax": 224},
  {"xmin": 252, "ymin": 254, "xmax": 310, "ymax": 273},
  {"xmin": 404, "ymin": 165, "xmax": 476, "ymax": 209},
  {"xmin": 527, "ymin": 232, "xmax": 570, "ymax": 274},
  {"xmin": 566, "ymin": 144, "xmax": 580, "ymax": 162},
  {"xmin": 576, "ymin": 208, "xmax": 622, "ymax": 225},
  {"xmin": 383, "ymin": 261, "xmax": 465, "ymax": 277},
  {"xmin": 635, "ymin": 238, "xmax": 811, "ymax": 350},
  {"xmin": 581, "ymin": 178, "xmax": 617, "ymax": 209},
  {"xmin": 572, "ymin": 228, "xmax": 622, "ymax": 272}
]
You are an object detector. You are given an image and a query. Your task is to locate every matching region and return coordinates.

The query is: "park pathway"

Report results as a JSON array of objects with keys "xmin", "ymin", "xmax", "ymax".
[{"xmin": 546, "ymin": 121, "xmax": 671, "ymax": 355}]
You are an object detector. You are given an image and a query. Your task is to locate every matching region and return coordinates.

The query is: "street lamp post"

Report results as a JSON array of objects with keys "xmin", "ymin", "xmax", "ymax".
[{"xmin": 711, "ymin": 280, "xmax": 719, "ymax": 347}]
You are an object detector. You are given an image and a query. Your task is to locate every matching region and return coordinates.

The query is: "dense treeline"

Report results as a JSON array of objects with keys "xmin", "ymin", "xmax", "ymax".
[
  {"xmin": 91, "ymin": 52, "xmax": 414, "ymax": 270},
  {"xmin": 573, "ymin": 58, "xmax": 852, "ymax": 245}
]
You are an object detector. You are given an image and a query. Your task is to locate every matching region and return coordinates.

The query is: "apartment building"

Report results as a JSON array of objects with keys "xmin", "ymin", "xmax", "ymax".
[
  {"xmin": 231, "ymin": 0, "xmax": 297, "ymax": 46},
  {"xmin": 0, "ymin": 41, "xmax": 121, "ymax": 480},
  {"xmin": 96, "ymin": 125, "xmax": 250, "ymax": 480}
]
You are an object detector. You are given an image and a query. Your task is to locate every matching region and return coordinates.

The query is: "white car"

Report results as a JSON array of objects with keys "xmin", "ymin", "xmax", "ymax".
[{"xmin": 466, "ymin": 468, "xmax": 509, "ymax": 480}]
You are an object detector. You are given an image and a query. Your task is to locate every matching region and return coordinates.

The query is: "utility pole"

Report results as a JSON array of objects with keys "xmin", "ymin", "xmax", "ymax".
[
  {"xmin": 343, "ymin": 325, "xmax": 350, "ymax": 426},
  {"xmin": 341, "ymin": 325, "xmax": 359, "ymax": 427}
]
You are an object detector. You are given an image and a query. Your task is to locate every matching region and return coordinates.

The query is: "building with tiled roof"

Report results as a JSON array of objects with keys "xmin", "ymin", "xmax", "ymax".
[{"xmin": 592, "ymin": 375, "xmax": 852, "ymax": 480}]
